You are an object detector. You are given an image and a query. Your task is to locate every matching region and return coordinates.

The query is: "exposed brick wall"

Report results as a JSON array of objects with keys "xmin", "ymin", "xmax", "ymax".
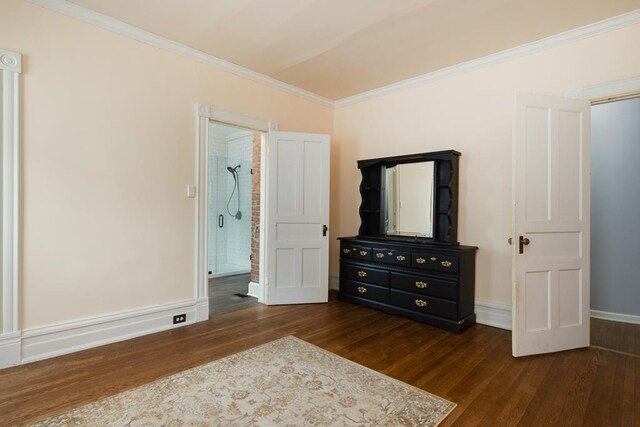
[{"xmin": 250, "ymin": 133, "xmax": 261, "ymax": 283}]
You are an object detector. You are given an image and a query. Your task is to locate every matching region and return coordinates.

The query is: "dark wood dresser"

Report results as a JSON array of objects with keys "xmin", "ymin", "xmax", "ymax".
[
  {"xmin": 338, "ymin": 237, "xmax": 477, "ymax": 333},
  {"xmin": 338, "ymin": 150, "xmax": 478, "ymax": 333}
]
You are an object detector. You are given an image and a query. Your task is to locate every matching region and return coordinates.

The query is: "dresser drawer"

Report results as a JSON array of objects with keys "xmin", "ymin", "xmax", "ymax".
[
  {"xmin": 390, "ymin": 272, "xmax": 457, "ymax": 300},
  {"xmin": 341, "ymin": 280, "xmax": 389, "ymax": 303},
  {"xmin": 341, "ymin": 263, "xmax": 389, "ymax": 286},
  {"xmin": 411, "ymin": 252, "xmax": 459, "ymax": 273},
  {"xmin": 341, "ymin": 244, "xmax": 372, "ymax": 261},
  {"xmin": 390, "ymin": 289, "xmax": 457, "ymax": 319},
  {"xmin": 372, "ymin": 247, "xmax": 411, "ymax": 267}
]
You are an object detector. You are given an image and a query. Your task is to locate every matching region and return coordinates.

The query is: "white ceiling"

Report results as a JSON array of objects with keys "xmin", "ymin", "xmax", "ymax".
[{"xmin": 68, "ymin": 0, "xmax": 640, "ymax": 100}]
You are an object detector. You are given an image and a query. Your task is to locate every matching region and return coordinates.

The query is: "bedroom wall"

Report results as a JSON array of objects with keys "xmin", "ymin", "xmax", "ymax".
[
  {"xmin": 0, "ymin": 0, "xmax": 333, "ymax": 329},
  {"xmin": 331, "ymin": 22, "xmax": 640, "ymax": 305}
]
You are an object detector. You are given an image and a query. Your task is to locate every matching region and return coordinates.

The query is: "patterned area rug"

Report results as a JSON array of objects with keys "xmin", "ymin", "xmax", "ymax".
[{"xmin": 33, "ymin": 336, "xmax": 455, "ymax": 426}]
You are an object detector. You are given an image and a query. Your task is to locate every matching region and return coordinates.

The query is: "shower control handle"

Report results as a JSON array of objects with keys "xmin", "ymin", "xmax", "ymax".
[
  {"xmin": 218, "ymin": 214, "xmax": 224, "ymax": 228},
  {"xmin": 322, "ymin": 225, "xmax": 328, "ymax": 237}
]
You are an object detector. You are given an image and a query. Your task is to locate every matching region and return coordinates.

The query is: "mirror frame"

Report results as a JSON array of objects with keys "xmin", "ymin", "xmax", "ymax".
[{"xmin": 356, "ymin": 150, "xmax": 460, "ymax": 245}]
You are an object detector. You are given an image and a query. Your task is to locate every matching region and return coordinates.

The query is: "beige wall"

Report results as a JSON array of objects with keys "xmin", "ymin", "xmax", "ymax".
[
  {"xmin": 3, "ymin": 0, "xmax": 640, "ymax": 330},
  {"xmin": 332, "ymin": 22, "xmax": 640, "ymax": 304},
  {"xmin": 0, "ymin": 0, "xmax": 333, "ymax": 329}
]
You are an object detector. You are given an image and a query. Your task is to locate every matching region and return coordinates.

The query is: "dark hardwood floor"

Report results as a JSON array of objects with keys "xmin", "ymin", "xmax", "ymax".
[
  {"xmin": 591, "ymin": 317, "xmax": 640, "ymax": 356},
  {"xmin": 0, "ymin": 294, "xmax": 637, "ymax": 426},
  {"xmin": 208, "ymin": 273, "xmax": 260, "ymax": 316}
]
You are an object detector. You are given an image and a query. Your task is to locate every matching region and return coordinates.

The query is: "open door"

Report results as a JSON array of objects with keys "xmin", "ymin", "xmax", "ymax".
[
  {"xmin": 512, "ymin": 93, "xmax": 590, "ymax": 357},
  {"xmin": 265, "ymin": 131, "xmax": 330, "ymax": 305}
]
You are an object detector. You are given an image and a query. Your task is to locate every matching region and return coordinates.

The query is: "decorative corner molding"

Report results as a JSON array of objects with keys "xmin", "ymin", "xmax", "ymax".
[
  {"xmin": 0, "ymin": 49, "xmax": 21, "ymax": 73},
  {"xmin": 27, "ymin": 0, "xmax": 334, "ymax": 108},
  {"xmin": 197, "ymin": 103, "xmax": 211, "ymax": 118},
  {"xmin": 334, "ymin": 9, "xmax": 640, "ymax": 108}
]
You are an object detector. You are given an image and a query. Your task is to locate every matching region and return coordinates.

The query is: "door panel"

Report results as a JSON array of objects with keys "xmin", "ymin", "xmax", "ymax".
[
  {"xmin": 266, "ymin": 132, "xmax": 330, "ymax": 304},
  {"xmin": 513, "ymin": 93, "xmax": 590, "ymax": 356}
]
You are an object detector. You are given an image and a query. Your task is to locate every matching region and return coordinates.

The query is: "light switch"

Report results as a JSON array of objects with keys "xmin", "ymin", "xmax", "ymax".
[{"xmin": 186, "ymin": 185, "xmax": 196, "ymax": 198}]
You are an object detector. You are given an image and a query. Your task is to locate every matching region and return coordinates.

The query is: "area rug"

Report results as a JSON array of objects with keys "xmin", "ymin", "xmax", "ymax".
[{"xmin": 33, "ymin": 336, "xmax": 455, "ymax": 426}]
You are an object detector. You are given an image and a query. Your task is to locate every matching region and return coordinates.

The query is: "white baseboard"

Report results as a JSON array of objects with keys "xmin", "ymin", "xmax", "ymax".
[
  {"xmin": 475, "ymin": 299, "xmax": 512, "ymax": 330},
  {"xmin": 21, "ymin": 299, "xmax": 203, "ymax": 364},
  {"xmin": 248, "ymin": 281, "xmax": 262, "ymax": 301},
  {"xmin": 0, "ymin": 332, "xmax": 21, "ymax": 369},
  {"xmin": 329, "ymin": 273, "xmax": 339, "ymax": 291},
  {"xmin": 591, "ymin": 309, "xmax": 640, "ymax": 325}
]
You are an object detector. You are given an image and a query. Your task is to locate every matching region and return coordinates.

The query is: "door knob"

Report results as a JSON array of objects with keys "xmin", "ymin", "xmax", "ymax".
[{"xmin": 518, "ymin": 235, "xmax": 530, "ymax": 254}]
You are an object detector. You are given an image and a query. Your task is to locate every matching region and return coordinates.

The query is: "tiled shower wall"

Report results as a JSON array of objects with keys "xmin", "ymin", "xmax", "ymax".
[{"xmin": 208, "ymin": 127, "xmax": 253, "ymax": 274}]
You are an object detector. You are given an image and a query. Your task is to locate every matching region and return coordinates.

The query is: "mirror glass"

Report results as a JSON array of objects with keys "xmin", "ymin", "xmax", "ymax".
[{"xmin": 384, "ymin": 161, "xmax": 434, "ymax": 238}]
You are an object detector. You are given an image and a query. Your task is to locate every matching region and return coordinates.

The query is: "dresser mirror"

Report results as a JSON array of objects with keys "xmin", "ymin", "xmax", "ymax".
[
  {"xmin": 384, "ymin": 161, "xmax": 434, "ymax": 238},
  {"xmin": 357, "ymin": 150, "xmax": 460, "ymax": 245}
]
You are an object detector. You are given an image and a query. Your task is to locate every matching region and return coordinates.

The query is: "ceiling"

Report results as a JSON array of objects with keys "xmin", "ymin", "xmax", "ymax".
[{"xmin": 67, "ymin": 0, "xmax": 640, "ymax": 100}]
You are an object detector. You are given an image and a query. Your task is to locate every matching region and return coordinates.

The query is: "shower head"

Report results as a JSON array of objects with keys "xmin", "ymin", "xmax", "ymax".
[{"xmin": 226, "ymin": 164, "xmax": 241, "ymax": 174}]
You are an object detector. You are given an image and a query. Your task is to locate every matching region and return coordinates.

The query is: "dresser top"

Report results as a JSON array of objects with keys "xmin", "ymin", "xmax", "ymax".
[{"xmin": 338, "ymin": 236, "xmax": 478, "ymax": 253}]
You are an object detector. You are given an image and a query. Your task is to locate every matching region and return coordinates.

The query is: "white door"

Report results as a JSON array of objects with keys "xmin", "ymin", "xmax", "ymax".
[
  {"xmin": 512, "ymin": 93, "xmax": 590, "ymax": 357},
  {"xmin": 266, "ymin": 131, "xmax": 330, "ymax": 305}
]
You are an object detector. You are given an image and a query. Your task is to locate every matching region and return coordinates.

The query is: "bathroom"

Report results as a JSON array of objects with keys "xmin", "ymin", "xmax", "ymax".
[{"xmin": 208, "ymin": 122, "xmax": 261, "ymax": 314}]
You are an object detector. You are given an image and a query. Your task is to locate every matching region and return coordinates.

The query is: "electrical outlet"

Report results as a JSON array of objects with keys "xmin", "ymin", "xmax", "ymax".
[{"xmin": 173, "ymin": 314, "xmax": 186, "ymax": 324}]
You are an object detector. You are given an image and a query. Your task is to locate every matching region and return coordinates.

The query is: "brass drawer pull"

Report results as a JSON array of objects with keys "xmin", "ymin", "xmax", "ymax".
[
  {"xmin": 396, "ymin": 255, "xmax": 406, "ymax": 261},
  {"xmin": 357, "ymin": 271, "xmax": 367, "ymax": 278},
  {"xmin": 357, "ymin": 286, "xmax": 367, "ymax": 294},
  {"xmin": 376, "ymin": 253, "xmax": 384, "ymax": 258},
  {"xmin": 430, "ymin": 257, "xmax": 436, "ymax": 261},
  {"xmin": 415, "ymin": 281, "xmax": 428, "ymax": 289},
  {"xmin": 388, "ymin": 252, "xmax": 393, "ymax": 255},
  {"xmin": 415, "ymin": 299, "xmax": 427, "ymax": 307},
  {"xmin": 416, "ymin": 258, "xmax": 426, "ymax": 264},
  {"xmin": 441, "ymin": 261, "xmax": 452, "ymax": 268},
  {"xmin": 343, "ymin": 248, "xmax": 350, "ymax": 254},
  {"xmin": 360, "ymin": 250, "xmax": 368, "ymax": 256}
]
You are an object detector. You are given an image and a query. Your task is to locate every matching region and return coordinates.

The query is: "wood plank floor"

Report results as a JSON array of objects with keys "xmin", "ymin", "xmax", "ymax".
[
  {"xmin": 208, "ymin": 273, "xmax": 260, "ymax": 316},
  {"xmin": 0, "ymin": 295, "xmax": 637, "ymax": 426}
]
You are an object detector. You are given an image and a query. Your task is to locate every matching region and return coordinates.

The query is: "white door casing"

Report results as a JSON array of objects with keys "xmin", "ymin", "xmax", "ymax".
[
  {"xmin": 512, "ymin": 93, "xmax": 590, "ymax": 357},
  {"xmin": 266, "ymin": 132, "xmax": 330, "ymax": 305}
]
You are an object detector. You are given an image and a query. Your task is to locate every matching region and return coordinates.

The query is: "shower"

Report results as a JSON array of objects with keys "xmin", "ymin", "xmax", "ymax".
[{"xmin": 226, "ymin": 164, "xmax": 242, "ymax": 220}]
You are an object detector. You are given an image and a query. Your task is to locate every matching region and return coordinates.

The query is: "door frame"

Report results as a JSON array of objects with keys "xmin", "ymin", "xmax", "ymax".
[
  {"xmin": 0, "ymin": 49, "xmax": 22, "ymax": 368},
  {"xmin": 510, "ymin": 75, "xmax": 640, "ymax": 349},
  {"xmin": 195, "ymin": 104, "xmax": 278, "ymax": 319}
]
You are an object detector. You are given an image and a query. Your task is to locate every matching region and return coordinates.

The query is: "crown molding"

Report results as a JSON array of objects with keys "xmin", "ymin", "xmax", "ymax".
[
  {"xmin": 28, "ymin": 0, "xmax": 334, "ymax": 108},
  {"xmin": 26, "ymin": 1, "xmax": 640, "ymax": 110},
  {"xmin": 334, "ymin": 9, "xmax": 640, "ymax": 108}
]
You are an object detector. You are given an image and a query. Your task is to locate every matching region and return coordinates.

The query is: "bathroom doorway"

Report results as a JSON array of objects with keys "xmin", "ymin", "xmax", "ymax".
[{"xmin": 207, "ymin": 121, "xmax": 263, "ymax": 315}]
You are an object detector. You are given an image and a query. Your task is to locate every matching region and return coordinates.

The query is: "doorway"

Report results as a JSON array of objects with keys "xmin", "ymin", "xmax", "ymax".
[
  {"xmin": 590, "ymin": 96, "xmax": 640, "ymax": 356},
  {"xmin": 207, "ymin": 122, "xmax": 263, "ymax": 315}
]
